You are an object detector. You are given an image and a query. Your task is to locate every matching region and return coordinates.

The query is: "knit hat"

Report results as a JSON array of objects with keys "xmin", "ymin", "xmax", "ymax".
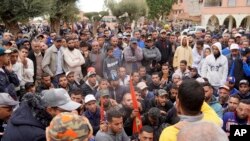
[{"xmin": 48, "ymin": 112, "xmax": 93, "ymax": 141}]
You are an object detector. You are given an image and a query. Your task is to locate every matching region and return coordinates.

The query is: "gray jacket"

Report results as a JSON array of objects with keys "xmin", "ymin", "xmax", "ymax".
[
  {"xmin": 42, "ymin": 45, "xmax": 67, "ymax": 76},
  {"xmin": 95, "ymin": 129, "xmax": 130, "ymax": 141},
  {"xmin": 123, "ymin": 46, "xmax": 143, "ymax": 74}
]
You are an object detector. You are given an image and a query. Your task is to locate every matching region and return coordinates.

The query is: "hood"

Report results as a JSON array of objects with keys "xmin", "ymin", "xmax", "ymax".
[
  {"xmin": 10, "ymin": 94, "xmax": 52, "ymax": 128},
  {"xmin": 212, "ymin": 42, "xmax": 222, "ymax": 53},
  {"xmin": 180, "ymin": 36, "xmax": 189, "ymax": 47},
  {"xmin": 209, "ymin": 95, "xmax": 218, "ymax": 105}
]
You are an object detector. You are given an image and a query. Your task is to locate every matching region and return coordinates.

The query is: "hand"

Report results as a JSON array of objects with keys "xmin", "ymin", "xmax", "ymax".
[
  {"xmin": 5, "ymin": 61, "xmax": 13, "ymax": 72},
  {"xmin": 100, "ymin": 121, "xmax": 108, "ymax": 132},
  {"xmin": 160, "ymin": 79, "xmax": 166, "ymax": 86},
  {"xmin": 22, "ymin": 58, "xmax": 28, "ymax": 68},
  {"xmin": 242, "ymin": 56, "xmax": 247, "ymax": 62},
  {"xmin": 130, "ymin": 109, "xmax": 139, "ymax": 119},
  {"xmin": 110, "ymin": 99, "xmax": 118, "ymax": 106},
  {"xmin": 160, "ymin": 110, "xmax": 167, "ymax": 115}
]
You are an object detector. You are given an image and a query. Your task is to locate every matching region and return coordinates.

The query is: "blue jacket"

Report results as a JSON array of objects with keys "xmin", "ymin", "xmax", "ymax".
[
  {"xmin": 0, "ymin": 67, "xmax": 20, "ymax": 99},
  {"xmin": 137, "ymin": 40, "xmax": 145, "ymax": 48},
  {"xmin": 222, "ymin": 47, "xmax": 230, "ymax": 56},
  {"xmin": 2, "ymin": 102, "xmax": 47, "ymax": 141},
  {"xmin": 223, "ymin": 112, "xmax": 247, "ymax": 132},
  {"xmin": 209, "ymin": 95, "xmax": 223, "ymax": 118},
  {"xmin": 243, "ymin": 62, "xmax": 250, "ymax": 76},
  {"xmin": 84, "ymin": 108, "xmax": 100, "ymax": 135}
]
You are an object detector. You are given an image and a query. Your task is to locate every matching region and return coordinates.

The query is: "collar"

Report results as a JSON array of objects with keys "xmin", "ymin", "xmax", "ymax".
[
  {"xmin": 34, "ymin": 52, "xmax": 42, "ymax": 56},
  {"xmin": 179, "ymin": 113, "xmax": 204, "ymax": 122}
]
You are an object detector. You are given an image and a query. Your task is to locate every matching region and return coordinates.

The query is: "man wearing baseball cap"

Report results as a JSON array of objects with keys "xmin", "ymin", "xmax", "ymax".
[
  {"xmin": 0, "ymin": 93, "xmax": 19, "ymax": 139},
  {"xmin": 233, "ymin": 79, "xmax": 250, "ymax": 100},
  {"xmin": 2, "ymin": 88, "xmax": 81, "ymax": 141},
  {"xmin": 226, "ymin": 76, "xmax": 239, "ymax": 95},
  {"xmin": 0, "ymin": 47, "xmax": 20, "ymax": 99}
]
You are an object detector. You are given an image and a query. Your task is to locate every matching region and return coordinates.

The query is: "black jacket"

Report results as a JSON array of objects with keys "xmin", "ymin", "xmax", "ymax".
[
  {"xmin": 28, "ymin": 51, "xmax": 44, "ymax": 82},
  {"xmin": 155, "ymin": 39, "xmax": 172, "ymax": 64},
  {"xmin": 2, "ymin": 94, "xmax": 51, "ymax": 141}
]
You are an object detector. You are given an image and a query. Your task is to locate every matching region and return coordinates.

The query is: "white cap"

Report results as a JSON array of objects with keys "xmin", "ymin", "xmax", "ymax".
[
  {"xmin": 136, "ymin": 82, "xmax": 148, "ymax": 90},
  {"xmin": 235, "ymin": 33, "xmax": 241, "ymax": 37},
  {"xmin": 84, "ymin": 94, "xmax": 96, "ymax": 103},
  {"xmin": 230, "ymin": 43, "xmax": 239, "ymax": 50}
]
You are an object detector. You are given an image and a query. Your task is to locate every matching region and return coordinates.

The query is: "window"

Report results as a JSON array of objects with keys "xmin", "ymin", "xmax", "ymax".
[
  {"xmin": 228, "ymin": 0, "xmax": 236, "ymax": 7},
  {"xmin": 204, "ymin": 0, "xmax": 222, "ymax": 7}
]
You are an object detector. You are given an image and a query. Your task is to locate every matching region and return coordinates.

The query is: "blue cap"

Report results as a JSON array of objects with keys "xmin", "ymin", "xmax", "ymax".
[
  {"xmin": 130, "ymin": 38, "xmax": 137, "ymax": 44},
  {"xmin": 227, "ymin": 76, "xmax": 236, "ymax": 83},
  {"xmin": 0, "ymin": 47, "xmax": 12, "ymax": 56}
]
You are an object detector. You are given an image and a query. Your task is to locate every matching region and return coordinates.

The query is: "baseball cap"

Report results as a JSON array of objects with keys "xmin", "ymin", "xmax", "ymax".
[
  {"xmin": 54, "ymin": 36, "xmax": 63, "ymax": 42},
  {"xmin": 239, "ymin": 79, "xmax": 249, "ymax": 85},
  {"xmin": 235, "ymin": 33, "xmax": 241, "ymax": 37},
  {"xmin": 160, "ymin": 29, "xmax": 167, "ymax": 34},
  {"xmin": 227, "ymin": 76, "xmax": 236, "ymax": 83},
  {"xmin": 48, "ymin": 112, "xmax": 92, "ymax": 141},
  {"xmin": 157, "ymin": 89, "xmax": 168, "ymax": 96},
  {"xmin": 130, "ymin": 38, "xmax": 137, "ymax": 44},
  {"xmin": 123, "ymin": 32, "xmax": 131, "ymax": 36},
  {"xmin": 100, "ymin": 89, "xmax": 110, "ymax": 97},
  {"xmin": 84, "ymin": 94, "xmax": 96, "ymax": 103},
  {"xmin": 0, "ymin": 47, "xmax": 12, "ymax": 56},
  {"xmin": 0, "ymin": 93, "xmax": 19, "ymax": 106},
  {"xmin": 65, "ymin": 71, "xmax": 74, "ymax": 77},
  {"xmin": 137, "ymin": 82, "xmax": 148, "ymax": 90},
  {"xmin": 146, "ymin": 36, "xmax": 153, "ymax": 41},
  {"xmin": 87, "ymin": 71, "xmax": 96, "ymax": 78},
  {"xmin": 219, "ymin": 85, "xmax": 230, "ymax": 91},
  {"xmin": 230, "ymin": 43, "xmax": 239, "ymax": 50},
  {"xmin": 117, "ymin": 33, "xmax": 123, "ymax": 39},
  {"xmin": 42, "ymin": 88, "xmax": 81, "ymax": 111}
]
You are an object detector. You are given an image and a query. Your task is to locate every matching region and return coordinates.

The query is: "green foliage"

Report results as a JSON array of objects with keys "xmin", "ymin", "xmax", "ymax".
[
  {"xmin": 146, "ymin": 0, "xmax": 174, "ymax": 19},
  {"xmin": 105, "ymin": 0, "xmax": 147, "ymax": 22},
  {"xmin": 0, "ymin": 0, "xmax": 52, "ymax": 22},
  {"xmin": 84, "ymin": 11, "xmax": 109, "ymax": 22}
]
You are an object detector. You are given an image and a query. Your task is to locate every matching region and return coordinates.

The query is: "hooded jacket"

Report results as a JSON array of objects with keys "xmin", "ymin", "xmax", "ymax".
[
  {"xmin": 201, "ymin": 42, "xmax": 228, "ymax": 87},
  {"xmin": 173, "ymin": 36, "xmax": 193, "ymax": 68},
  {"xmin": 2, "ymin": 94, "xmax": 52, "ymax": 141},
  {"xmin": 208, "ymin": 95, "xmax": 223, "ymax": 118}
]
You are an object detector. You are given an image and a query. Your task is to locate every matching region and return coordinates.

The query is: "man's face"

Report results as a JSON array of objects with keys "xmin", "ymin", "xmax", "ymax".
[
  {"xmin": 134, "ymin": 32, "xmax": 140, "ymax": 40},
  {"xmin": 212, "ymin": 45, "xmax": 220, "ymax": 55},
  {"xmin": 92, "ymin": 42, "xmax": 100, "ymax": 52},
  {"xmin": 170, "ymin": 35, "xmax": 175, "ymax": 43},
  {"xmin": 54, "ymin": 41, "xmax": 62, "ymax": 48},
  {"xmin": 162, "ymin": 65, "xmax": 169, "ymax": 73},
  {"xmin": 132, "ymin": 73, "xmax": 140, "ymax": 83},
  {"xmin": 109, "ymin": 117, "xmax": 123, "ymax": 134},
  {"xmin": 67, "ymin": 40, "xmax": 75, "ymax": 51},
  {"xmin": 152, "ymin": 32, "xmax": 158, "ymax": 39},
  {"xmin": 242, "ymin": 41, "xmax": 249, "ymax": 48},
  {"xmin": 32, "ymin": 42, "xmax": 41, "ymax": 53},
  {"xmin": 85, "ymin": 100, "xmax": 97, "ymax": 113},
  {"xmin": 88, "ymin": 75, "xmax": 97, "ymax": 85},
  {"xmin": 71, "ymin": 94, "xmax": 83, "ymax": 104},
  {"xmin": 118, "ymin": 68, "xmax": 126, "ymax": 78},
  {"xmin": 152, "ymin": 74, "xmax": 160, "ymax": 85},
  {"xmin": 205, "ymin": 35, "xmax": 211, "ymax": 42},
  {"xmin": 146, "ymin": 40, "xmax": 153, "ymax": 47},
  {"xmin": 107, "ymin": 49, "xmax": 113, "ymax": 57},
  {"xmin": 195, "ymin": 31, "xmax": 202, "ymax": 38},
  {"xmin": 156, "ymin": 95, "xmax": 167, "ymax": 106},
  {"xmin": 139, "ymin": 131, "xmax": 153, "ymax": 141},
  {"xmin": 236, "ymin": 102, "xmax": 249, "ymax": 119},
  {"xmin": 218, "ymin": 88, "xmax": 229, "ymax": 103},
  {"xmin": 110, "ymin": 80, "xmax": 119, "ymax": 88},
  {"xmin": 59, "ymin": 77, "xmax": 68, "ymax": 88},
  {"xmin": 97, "ymin": 37, "xmax": 105, "ymax": 46},
  {"xmin": 111, "ymin": 38, "xmax": 118, "ymax": 47},
  {"xmin": 139, "ymin": 68, "xmax": 146, "ymax": 77},
  {"xmin": 99, "ymin": 81, "xmax": 109, "ymax": 89},
  {"xmin": 23, "ymin": 42, "xmax": 30, "ymax": 49},
  {"xmin": 181, "ymin": 38, "xmax": 187, "ymax": 46},
  {"xmin": 66, "ymin": 73, "xmax": 75, "ymax": 83},
  {"xmin": 0, "ymin": 106, "xmax": 14, "ymax": 121},
  {"xmin": 179, "ymin": 63, "xmax": 186, "ymax": 72},
  {"xmin": 160, "ymin": 32, "xmax": 167, "ymax": 39},
  {"xmin": 122, "ymin": 94, "xmax": 133, "ymax": 109},
  {"xmin": 231, "ymin": 49, "xmax": 239, "ymax": 57},
  {"xmin": 228, "ymin": 97, "xmax": 240, "ymax": 112},
  {"xmin": 0, "ymin": 53, "xmax": 10, "ymax": 65},
  {"xmin": 42, "ymin": 76, "xmax": 51, "ymax": 87},
  {"xmin": 228, "ymin": 39, "xmax": 235, "ymax": 46},
  {"xmin": 170, "ymin": 88, "xmax": 178, "ymax": 100},
  {"xmin": 239, "ymin": 84, "xmax": 249, "ymax": 95},
  {"xmin": 19, "ymin": 48, "xmax": 28, "ymax": 58},
  {"xmin": 203, "ymin": 86, "xmax": 213, "ymax": 102}
]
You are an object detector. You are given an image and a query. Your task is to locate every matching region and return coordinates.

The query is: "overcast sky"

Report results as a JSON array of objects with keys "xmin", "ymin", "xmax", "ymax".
[{"xmin": 77, "ymin": 0, "xmax": 105, "ymax": 12}]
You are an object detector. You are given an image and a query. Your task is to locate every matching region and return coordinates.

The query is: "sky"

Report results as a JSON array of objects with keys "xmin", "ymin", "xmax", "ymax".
[{"xmin": 77, "ymin": 0, "xmax": 105, "ymax": 12}]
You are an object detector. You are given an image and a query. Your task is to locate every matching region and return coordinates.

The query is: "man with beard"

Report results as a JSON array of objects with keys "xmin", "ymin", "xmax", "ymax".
[
  {"xmin": 110, "ymin": 36, "xmax": 122, "ymax": 64},
  {"xmin": 201, "ymin": 42, "xmax": 228, "ymax": 89},
  {"xmin": 149, "ymin": 89, "xmax": 173, "ymax": 115},
  {"xmin": 63, "ymin": 38, "xmax": 85, "ymax": 83},
  {"xmin": 203, "ymin": 82, "xmax": 223, "ymax": 118},
  {"xmin": 148, "ymin": 72, "xmax": 167, "ymax": 92},
  {"xmin": 233, "ymin": 79, "xmax": 250, "ymax": 100},
  {"xmin": 218, "ymin": 85, "xmax": 230, "ymax": 109},
  {"xmin": 223, "ymin": 99, "xmax": 249, "ymax": 135},
  {"xmin": 155, "ymin": 29, "xmax": 172, "ymax": 65},
  {"xmin": 223, "ymin": 95, "xmax": 240, "ymax": 113},
  {"xmin": 81, "ymin": 71, "xmax": 98, "ymax": 96},
  {"xmin": 84, "ymin": 94, "xmax": 100, "ymax": 135},
  {"xmin": 2, "ymin": 88, "xmax": 81, "ymax": 140},
  {"xmin": 36, "ymin": 73, "xmax": 54, "ymax": 93}
]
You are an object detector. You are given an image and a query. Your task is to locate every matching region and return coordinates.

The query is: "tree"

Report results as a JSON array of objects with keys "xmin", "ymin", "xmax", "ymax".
[
  {"xmin": 0, "ymin": 0, "xmax": 51, "ymax": 36},
  {"xmin": 49, "ymin": 0, "xmax": 79, "ymax": 35},
  {"xmin": 146, "ymin": 0, "xmax": 174, "ymax": 20},
  {"xmin": 105, "ymin": 0, "xmax": 147, "ymax": 23}
]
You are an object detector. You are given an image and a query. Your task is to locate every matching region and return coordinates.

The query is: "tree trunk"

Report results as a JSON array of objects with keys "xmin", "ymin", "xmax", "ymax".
[
  {"xmin": 50, "ymin": 17, "xmax": 61, "ymax": 35},
  {"xmin": 1, "ymin": 16, "xmax": 19, "ymax": 37}
]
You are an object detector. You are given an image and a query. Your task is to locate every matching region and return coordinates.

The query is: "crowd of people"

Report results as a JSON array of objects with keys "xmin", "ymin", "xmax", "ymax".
[{"xmin": 0, "ymin": 21, "xmax": 250, "ymax": 141}]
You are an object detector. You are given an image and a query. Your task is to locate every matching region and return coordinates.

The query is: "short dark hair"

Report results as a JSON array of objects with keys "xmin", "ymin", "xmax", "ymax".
[
  {"xmin": 107, "ymin": 108, "xmax": 123, "ymax": 122},
  {"xmin": 69, "ymin": 89, "xmax": 83, "ymax": 96},
  {"xmin": 42, "ymin": 73, "xmax": 50, "ymax": 78},
  {"xmin": 19, "ymin": 45, "xmax": 29, "ymax": 51},
  {"xmin": 178, "ymin": 79, "xmax": 205, "ymax": 115},
  {"xmin": 202, "ymin": 82, "xmax": 212, "ymax": 88},
  {"xmin": 80, "ymin": 41, "xmax": 90, "ymax": 48},
  {"xmin": 229, "ymin": 95, "xmax": 241, "ymax": 101},
  {"xmin": 140, "ymin": 125, "xmax": 154, "ymax": 134},
  {"xmin": 196, "ymin": 40, "xmax": 204, "ymax": 46},
  {"xmin": 240, "ymin": 99, "xmax": 250, "ymax": 105},
  {"xmin": 180, "ymin": 60, "xmax": 187, "ymax": 65},
  {"xmin": 58, "ymin": 74, "xmax": 66, "ymax": 80},
  {"xmin": 66, "ymin": 37, "xmax": 74, "ymax": 43},
  {"xmin": 151, "ymin": 72, "xmax": 160, "ymax": 77}
]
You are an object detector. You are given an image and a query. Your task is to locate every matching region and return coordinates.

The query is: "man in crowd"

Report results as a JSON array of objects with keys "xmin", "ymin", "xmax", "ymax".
[
  {"xmin": 223, "ymin": 95, "xmax": 241, "ymax": 113},
  {"xmin": 233, "ymin": 79, "xmax": 250, "ymax": 100},
  {"xmin": 36, "ymin": 73, "xmax": 54, "ymax": 93},
  {"xmin": 118, "ymin": 66, "xmax": 130, "ymax": 86},
  {"xmin": 218, "ymin": 85, "xmax": 231, "ymax": 109},
  {"xmin": 81, "ymin": 71, "xmax": 98, "ymax": 96},
  {"xmin": 137, "ymin": 126, "xmax": 154, "ymax": 141}
]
